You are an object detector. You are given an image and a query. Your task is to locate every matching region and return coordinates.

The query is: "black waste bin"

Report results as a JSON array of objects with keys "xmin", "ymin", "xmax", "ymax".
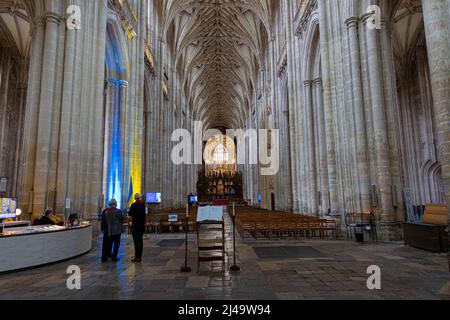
[{"xmin": 354, "ymin": 227, "xmax": 364, "ymax": 242}]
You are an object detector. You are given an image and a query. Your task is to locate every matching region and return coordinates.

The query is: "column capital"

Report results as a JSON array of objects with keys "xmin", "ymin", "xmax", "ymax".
[
  {"xmin": 303, "ymin": 80, "xmax": 312, "ymax": 87},
  {"xmin": 119, "ymin": 80, "xmax": 129, "ymax": 88},
  {"xmin": 106, "ymin": 78, "xmax": 128, "ymax": 88},
  {"xmin": 345, "ymin": 17, "xmax": 359, "ymax": 28},
  {"xmin": 361, "ymin": 12, "xmax": 373, "ymax": 25},
  {"xmin": 29, "ymin": 17, "xmax": 45, "ymax": 38},
  {"xmin": 45, "ymin": 12, "xmax": 62, "ymax": 24},
  {"xmin": 33, "ymin": 17, "xmax": 46, "ymax": 26},
  {"xmin": 313, "ymin": 78, "xmax": 323, "ymax": 86}
]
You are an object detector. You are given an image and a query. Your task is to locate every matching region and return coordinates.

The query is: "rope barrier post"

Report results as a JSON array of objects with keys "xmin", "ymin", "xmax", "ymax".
[
  {"xmin": 181, "ymin": 204, "xmax": 191, "ymax": 273},
  {"xmin": 230, "ymin": 202, "xmax": 240, "ymax": 272}
]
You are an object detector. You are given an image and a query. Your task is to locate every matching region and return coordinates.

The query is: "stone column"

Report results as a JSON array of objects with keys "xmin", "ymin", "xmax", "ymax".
[
  {"xmin": 0, "ymin": 51, "xmax": 12, "ymax": 177},
  {"xmin": 55, "ymin": 23, "xmax": 76, "ymax": 214},
  {"xmin": 363, "ymin": 12, "xmax": 395, "ymax": 239},
  {"xmin": 304, "ymin": 80, "xmax": 318, "ymax": 215},
  {"xmin": 346, "ymin": 17, "xmax": 371, "ymax": 212},
  {"xmin": 318, "ymin": 0, "xmax": 339, "ymax": 216},
  {"xmin": 89, "ymin": 2, "xmax": 107, "ymax": 218},
  {"xmin": 314, "ymin": 78, "xmax": 329, "ymax": 215},
  {"xmin": 422, "ymin": 0, "xmax": 450, "ymax": 267},
  {"xmin": 380, "ymin": 18, "xmax": 404, "ymax": 223},
  {"xmin": 284, "ymin": 0, "xmax": 300, "ymax": 212},
  {"xmin": 20, "ymin": 17, "xmax": 45, "ymax": 215},
  {"xmin": 12, "ymin": 86, "xmax": 27, "ymax": 196},
  {"xmin": 33, "ymin": 13, "xmax": 61, "ymax": 218}
]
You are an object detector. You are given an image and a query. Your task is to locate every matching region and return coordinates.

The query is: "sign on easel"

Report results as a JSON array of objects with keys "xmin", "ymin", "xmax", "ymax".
[{"xmin": 197, "ymin": 206, "xmax": 223, "ymax": 222}]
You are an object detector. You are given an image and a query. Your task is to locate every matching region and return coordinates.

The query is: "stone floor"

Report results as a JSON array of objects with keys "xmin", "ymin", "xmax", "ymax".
[{"xmin": 0, "ymin": 213, "xmax": 449, "ymax": 300}]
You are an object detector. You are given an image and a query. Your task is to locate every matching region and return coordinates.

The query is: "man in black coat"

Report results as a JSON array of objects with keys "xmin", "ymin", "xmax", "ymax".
[
  {"xmin": 128, "ymin": 193, "xmax": 147, "ymax": 262},
  {"xmin": 39, "ymin": 208, "xmax": 56, "ymax": 226}
]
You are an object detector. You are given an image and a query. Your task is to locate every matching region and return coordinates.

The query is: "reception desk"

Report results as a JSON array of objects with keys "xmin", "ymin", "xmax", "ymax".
[{"xmin": 0, "ymin": 223, "xmax": 92, "ymax": 273}]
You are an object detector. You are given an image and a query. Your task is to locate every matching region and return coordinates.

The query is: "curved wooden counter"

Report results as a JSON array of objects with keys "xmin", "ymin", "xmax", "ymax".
[{"xmin": 0, "ymin": 224, "xmax": 92, "ymax": 273}]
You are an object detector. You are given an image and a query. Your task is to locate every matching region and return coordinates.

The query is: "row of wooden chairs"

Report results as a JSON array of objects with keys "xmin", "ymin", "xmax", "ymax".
[
  {"xmin": 124, "ymin": 208, "xmax": 199, "ymax": 234},
  {"xmin": 230, "ymin": 206, "xmax": 337, "ymax": 240}
]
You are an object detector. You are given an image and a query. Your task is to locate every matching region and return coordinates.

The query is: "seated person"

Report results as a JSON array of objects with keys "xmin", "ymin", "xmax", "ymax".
[
  {"xmin": 39, "ymin": 208, "xmax": 56, "ymax": 226},
  {"xmin": 68, "ymin": 214, "xmax": 79, "ymax": 227}
]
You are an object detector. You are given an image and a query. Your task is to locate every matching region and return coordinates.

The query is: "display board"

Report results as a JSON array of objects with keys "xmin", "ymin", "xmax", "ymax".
[
  {"xmin": 0, "ymin": 198, "xmax": 17, "ymax": 219},
  {"xmin": 146, "ymin": 192, "xmax": 162, "ymax": 204}
]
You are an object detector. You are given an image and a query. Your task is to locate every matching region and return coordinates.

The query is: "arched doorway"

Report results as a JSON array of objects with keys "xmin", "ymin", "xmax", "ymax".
[{"xmin": 103, "ymin": 17, "xmax": 128, "ymax": 209}]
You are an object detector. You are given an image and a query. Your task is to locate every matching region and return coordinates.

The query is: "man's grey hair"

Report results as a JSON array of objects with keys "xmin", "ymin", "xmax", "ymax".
[{"xmin": 109, "ymin": 199, "xmax": 118, "ymax": 207}]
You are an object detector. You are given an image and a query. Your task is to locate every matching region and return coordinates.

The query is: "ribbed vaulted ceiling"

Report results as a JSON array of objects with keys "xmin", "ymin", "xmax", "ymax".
[
  {"xmin": 164, "ymin": 0, "xmax": 271, "ymax": 129},
  {"xmin": 0, "ymin": 0, "xmax": 30, "ymax": 58}
]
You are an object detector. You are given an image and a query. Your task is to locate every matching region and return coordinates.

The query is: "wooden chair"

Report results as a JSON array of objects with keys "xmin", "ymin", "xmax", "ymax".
[
  {"xmin": 321, "ymin": 219, "xmax": 337, "ymax": 239},
  {"xmin": 123, "ymin": 217, "xmax": 133, "ymax": 234}
]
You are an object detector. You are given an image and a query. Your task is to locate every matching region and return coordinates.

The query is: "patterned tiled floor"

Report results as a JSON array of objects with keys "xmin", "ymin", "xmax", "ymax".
[{"xmin": 0, "ymin": 212, "xmax": 449, "ymax": 300}]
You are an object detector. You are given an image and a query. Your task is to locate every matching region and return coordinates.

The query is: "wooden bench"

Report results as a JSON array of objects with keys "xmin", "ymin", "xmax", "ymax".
[{"xmin": 403, "ymin": 204, "xmax": 449, "ymax": 253}]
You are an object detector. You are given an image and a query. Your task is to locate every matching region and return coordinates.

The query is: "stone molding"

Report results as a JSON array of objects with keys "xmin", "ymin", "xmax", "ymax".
[
  {"xmin": 45, "ymin": 12, "xmax": 62, "ymax": 24},
  {"xmin": 294, "ymin": 0, "xmax": 317, "ymax": 38}
]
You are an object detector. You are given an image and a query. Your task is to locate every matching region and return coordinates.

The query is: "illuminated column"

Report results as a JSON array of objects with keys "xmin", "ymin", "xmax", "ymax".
[{"xmin": 106, "ymin": 79, "xmax": 127, "ymax": 209}]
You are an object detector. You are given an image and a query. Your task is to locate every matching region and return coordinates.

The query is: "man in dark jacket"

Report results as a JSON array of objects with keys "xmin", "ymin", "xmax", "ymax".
[
  {"xmin": 128, "ymin": 193, "xmax": 146, "ymax": 262},
  {"xmin": 39, "ymin": 208, "xmax": 56, "ymax": 225},
  {"xmin": 101, "ymin": 199, "xmax": 125, "ymax": 262}
]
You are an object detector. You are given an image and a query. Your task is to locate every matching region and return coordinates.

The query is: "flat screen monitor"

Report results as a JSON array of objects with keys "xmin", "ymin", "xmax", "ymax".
[
  {"xmin": 146, "ymin": 192, "xmax": 162, "ymax": 204},
  {"xmin": 0, "ymin": 198, "xmax": 17, "ymax": 219},
  {"xmin": 188, "ymin": 195, "xmax": 198, "ymax": 204}
]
